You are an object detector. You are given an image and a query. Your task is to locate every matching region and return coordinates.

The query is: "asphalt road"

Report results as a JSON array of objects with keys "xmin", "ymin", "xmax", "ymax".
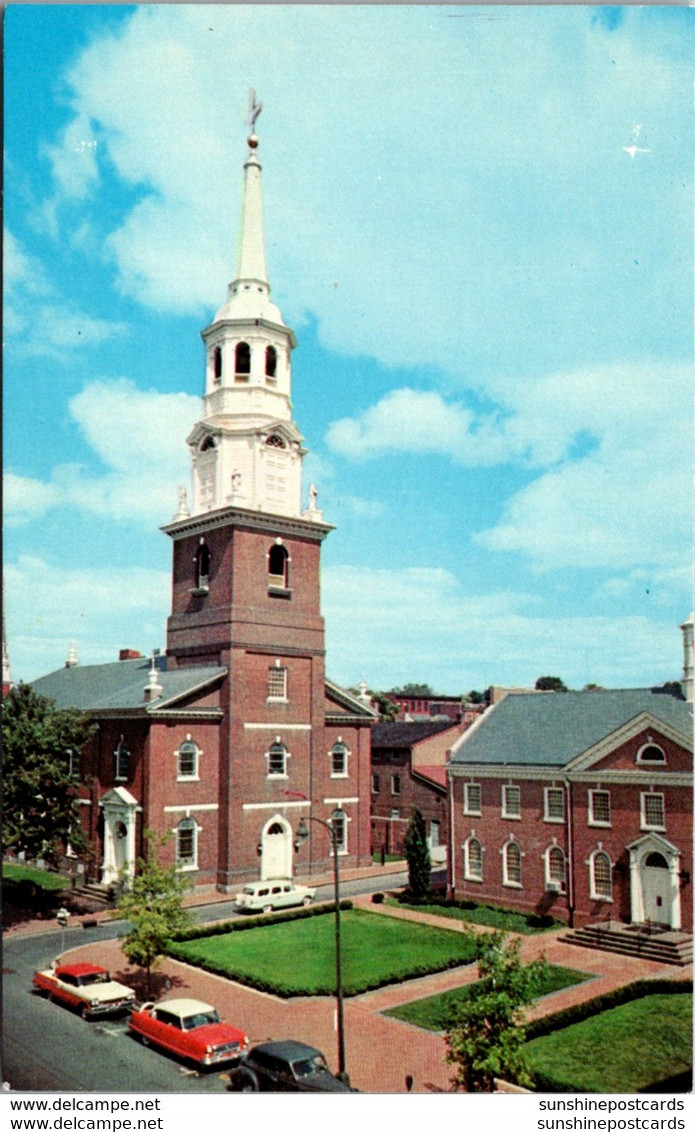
[{"xmin": 3, "ymin": 868, "xmax": 434, "ymax": 1092}]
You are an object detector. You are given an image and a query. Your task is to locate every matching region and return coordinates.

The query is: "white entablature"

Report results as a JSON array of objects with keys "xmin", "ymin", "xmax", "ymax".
[{"xmin": 186, "ymin": 103, "xmax": 309, "ymax": 520}]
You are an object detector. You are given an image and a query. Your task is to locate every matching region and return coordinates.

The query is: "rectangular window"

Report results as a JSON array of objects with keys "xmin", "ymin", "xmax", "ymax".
[
  {"xmin": 641, "ymin": 792, "xmax": 665, "ymax": 830},
  {"xmin": 371, "ymin": 773, "xmax": 380, "ymax": 794},
  {"xmin": 391, "ymin": 775, "xmax": 401, "ymax": 795},
  {"xmin": 331, "ymin": 811, "xmax": 347, "ymax": 853},
  {"xmin": 544, "ymin": 787, "xmax": 565, "ymax": 823},
  {"xmin": 502, "ymin": 784, "xmax": 521, "ymax": 819},
  {"xmin": 390, "ymin": 807, "xmax": 400, "ymax": 820},
  {"xmin": 464, "ymin": 782, "xmax": 481, "ymax": 816},
  {"xmin": 589, "ymin": 789, "xmax": 611, "ymax": 826},
  {"xmin": 267, "ymin": 666, "xmax": 288, "ymax": 700}
]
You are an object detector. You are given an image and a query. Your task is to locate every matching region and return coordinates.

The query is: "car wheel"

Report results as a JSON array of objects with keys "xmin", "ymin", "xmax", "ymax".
[
  {"xmin": 262, "ymin": 904, "xmax": 273, "ymax": 914},
  {"xmin": 81, "ymin": 1004, "xmax": 92, "ymax": 1021},
  {"xmin": 227, "ymin": 1067, "xmax": 259, "ymax": 1093},
  {"xmin": 140, "ymin": 1034, "xmax": 152, "ymax": 1047},
  {"xmin": 302, "ymin": 896, "xmax": 313, "ymax": 906}
]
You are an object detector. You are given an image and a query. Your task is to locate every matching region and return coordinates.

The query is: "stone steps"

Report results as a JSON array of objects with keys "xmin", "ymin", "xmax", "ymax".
[{"xmin": 560, "ymin": 924, "xmax": 693, "ymax": 966}]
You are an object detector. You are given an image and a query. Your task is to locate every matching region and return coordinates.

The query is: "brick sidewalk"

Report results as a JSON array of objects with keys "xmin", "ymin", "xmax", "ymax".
[{"xmin": 55, "ymin": 896, "xmax": 690, "ymax": 1094}]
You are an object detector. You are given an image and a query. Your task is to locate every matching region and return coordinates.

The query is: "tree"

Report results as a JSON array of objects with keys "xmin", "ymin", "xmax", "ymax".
[
  {"xmin": 446, "ymin": 930, "xmax": 547, "ymax": 1092},
  {"xmin": 535, "ymin": 676, "xmax": 568, "ymax": 692},
  {"xmin": 403, "ymin": 807, "xmax": 431, "ymax": 897},
  {"xmin": 466, "ymin": 690, "xmax": 485, "ymax": 705},
  {"xmin": 370, "ymin": 692, "xmax": 398, "ymax": 721},
  {"xmin": 392, "ymin": 683, "xmax": 434, "ymax": 697},
  {"xmin": 112, "ymin": 831, "xmax": 193, "ymax": 996},
  {"xmin": 2, "ymin": 683, "xmax": 93, "ymax": 865}
]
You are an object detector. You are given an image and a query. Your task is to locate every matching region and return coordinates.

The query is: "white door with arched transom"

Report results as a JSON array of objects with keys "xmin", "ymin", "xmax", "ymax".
[
  {"xmin": 641, "ymin": 851, "xmax": 672, "ymax": 926},
  {"xmin": 260, "ymin": 817, "xmax": 293, "ymax": 880}
]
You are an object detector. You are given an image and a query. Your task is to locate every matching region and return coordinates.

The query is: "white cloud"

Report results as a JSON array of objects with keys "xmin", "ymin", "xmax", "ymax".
[{"xmin": 4, "ymin": 379, "xmax": 199, "ymax": 526}]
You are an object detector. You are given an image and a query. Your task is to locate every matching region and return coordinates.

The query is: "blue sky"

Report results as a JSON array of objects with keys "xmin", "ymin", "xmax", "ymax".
[{"xmin": 4, "ymin": 4, "xmax": 693, "ymax": 694}]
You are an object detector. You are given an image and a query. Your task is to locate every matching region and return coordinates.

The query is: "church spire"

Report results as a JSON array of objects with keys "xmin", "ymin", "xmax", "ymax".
[{"xmin": 234, "ymin": 90, "xmax": 268, "ymax": 293}]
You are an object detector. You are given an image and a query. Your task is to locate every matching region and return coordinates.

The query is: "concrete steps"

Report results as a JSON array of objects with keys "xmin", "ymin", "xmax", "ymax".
[{"xmin": 560, "ymin": 923, "xmax": 693, "ymax": 966}]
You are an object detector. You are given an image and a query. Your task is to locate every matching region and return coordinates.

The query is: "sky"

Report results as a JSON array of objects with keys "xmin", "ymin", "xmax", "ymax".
[{"xmin": 4, "ymin": 3, "xmax": 693, "ymax": 695}]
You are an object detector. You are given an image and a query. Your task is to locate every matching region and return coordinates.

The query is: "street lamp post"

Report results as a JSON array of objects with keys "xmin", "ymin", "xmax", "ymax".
[{"xmin": 295, "ymin": 809, "xmax": 347, "ymax": 1083}]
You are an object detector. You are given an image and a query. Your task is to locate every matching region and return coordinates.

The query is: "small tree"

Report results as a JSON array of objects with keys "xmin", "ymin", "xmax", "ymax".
[
  {"xmin": 392, "ymin": 683, "xmax": 434, "ymax": 697},
  {"xmin": 112, "ymin": 831, "xmax": 193, "ymax": 997},
  {"xmin": 403, "ymin": 807, "xmax": 431, "ymax": 897},
  {"xmin": 370, "ymin": 692, "xmax": 398, "ymax": 721},
  {"xmin": 2, "ymin": 683, "xmax": 94, "ymax": 865},
  {"xmin": 535, "ymin": 675, "xmax": 568, "ymax": 692},
  {"xmin": 446, "ymin": 930, "xmax": 547, "ymax": 1092}
]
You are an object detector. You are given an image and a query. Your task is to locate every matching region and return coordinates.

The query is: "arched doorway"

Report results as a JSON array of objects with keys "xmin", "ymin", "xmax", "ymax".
[
  {"xmin": 260, "ymin": 816, "xmax": 293, "ymax": 880},
  {"xmin": 641, "ymin": 851, "xmax": 671, "ymax": 926},
  {"xmin": 627, "ymin": 834, "xmax": 681, "ymax": 929},
  {"xmin": 100, "ymin": 787, "xmax": 140, "ymax": 887}
]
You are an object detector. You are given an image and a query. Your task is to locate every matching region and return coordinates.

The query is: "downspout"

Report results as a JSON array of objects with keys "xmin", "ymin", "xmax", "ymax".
[
  {"xmin": 565, "ymin": 778, "xmax": 575, "ymax": 928},
  {"xmin": 447, "ymin": 767, "xmax": 455, "ymax": 900}
]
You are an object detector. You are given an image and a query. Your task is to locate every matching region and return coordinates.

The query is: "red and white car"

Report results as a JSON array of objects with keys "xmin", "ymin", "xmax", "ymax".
[
  {"xmin": 128, "ymin": 998, "xmax": 247, "ymax": 1068},
  {"xmin": 32, "ymin": 962, "xmax": 136, "ymax": 1019}
]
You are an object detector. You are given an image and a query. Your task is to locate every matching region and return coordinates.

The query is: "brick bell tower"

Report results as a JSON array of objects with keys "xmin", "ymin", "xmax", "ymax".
[{"xmin": 163, "ymin": 94, "xmax": 334, "ymax": 889}]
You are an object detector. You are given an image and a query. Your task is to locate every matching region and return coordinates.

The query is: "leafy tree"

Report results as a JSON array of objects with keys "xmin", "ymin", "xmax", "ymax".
[
  {"xmin": 466, "ymin": 690, "xmax": 485, "ymax": 704},
  {"xmin": 446, "ymin": 930, "xmax": 547, "ymax": 1092},
  {"xmin": 392, "ymin": 683, "xmax": 435, "ymax": 697},
  {"xmin": 112, "ymin": 831, "xmax": 193, "ymax": 996},
  {"xmin": 535, "ymin": 676, "xmax": 568, "ymax": 692},
  {"xmin": 2, "ymin": 683, "xmax": 93, "ymax": 865},
  {"xmin": 403, "ymin": 807, "xmax": 431, "ymax": 897},
  {"xmin": 370, "ymin": 691, "xmax": 398, "ymax": 721}
]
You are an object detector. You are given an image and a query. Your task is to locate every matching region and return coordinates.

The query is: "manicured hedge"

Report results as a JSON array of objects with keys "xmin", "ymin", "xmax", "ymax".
[
  {"xmin": 171, "ymin": 899, "xmax": 353, "ymax": 943},
  {"xmin": 395, "ymin": 890, "xmax": 557, "ymax": 931},
  {"xmin": 525, "ymin": 977, "xmax": 693, "ymax": 1042}
]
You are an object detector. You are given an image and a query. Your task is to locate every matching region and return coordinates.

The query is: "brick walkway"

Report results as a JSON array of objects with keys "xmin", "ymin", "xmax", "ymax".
[{"xmin": 54, "ymin": 893, "xmax": 690, "ymax": 1094}]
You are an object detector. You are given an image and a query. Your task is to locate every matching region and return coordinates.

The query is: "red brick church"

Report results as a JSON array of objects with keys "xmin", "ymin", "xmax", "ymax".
[{"xmin": 32, "ymin": 106, "xmax": 375, "ymax": 892}]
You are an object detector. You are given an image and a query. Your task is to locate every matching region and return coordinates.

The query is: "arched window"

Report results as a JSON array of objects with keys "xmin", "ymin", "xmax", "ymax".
[
  {"xmin": 176, "ymin": 819, "xmax": 197, "ymax": 869},
  {"xmin": 590, "ymin": 850, "xmax": 612, "ymax": 900},
  {"xmin": 267, "ymin": 741, "xmax": 288, "ymax": 777},
  {"xmin": 265, "ymin": 345, "xmax": 277, "ymax": 379},
  {"xmin": 330, "ymin": 741, "xmax": 349, "ymax": 777},
  {"xmin": 176, "ymin": 737, "xmax": 200, "ymax": 780},
  {"xmin": 464, "ymin": 837, "xmax": 483, "ymax": 881},
  {"xmin": 503, "ymin": 840, "xmax": 522, "ymax": 887},
  {"xmin": 213, "ymin": 346, "xmax": 222, "ymax": 383},
  {"xmin": 114, "ymin": 736, "xmax": 130, "ymax": 781},
  {"xmin": 546, "ymin": 846, "xmax": 566, "ymax": 891},
  {"xmin": 235, "ymin": 341, "xmax": 251, "ymax": 379},
  {"xmin": 194, "ymin": 540, "xmax": 210, "ymax": 590},
  {"xmin": 265, "ymin": 433, "xmax": 286, "ymax": 449},
  {"xmin": 200, "ymin": 435, "xmax": 216, "ymax": 452},
  {"xmin": 637, "ymin": 743, "xmax": 666, "ymax": 764},
  {"xmin": 268, "ymin": 544, "xmax": 289, "ymax": 589}
]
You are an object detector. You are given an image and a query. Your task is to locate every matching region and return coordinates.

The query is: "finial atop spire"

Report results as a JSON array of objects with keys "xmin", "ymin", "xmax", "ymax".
[{"xmin": 247, "ymin": 88, "xmax": 262, "ymax": 149}]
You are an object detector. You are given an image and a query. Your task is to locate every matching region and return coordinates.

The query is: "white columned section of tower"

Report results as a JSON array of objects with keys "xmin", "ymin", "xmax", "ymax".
[
  {"xmin": 186, "ymin": 93, "xmax": 309, "ymax": 521},
  {"xmin": 680, "ymin": 612, "xmax": 693, "ymax": 703}
]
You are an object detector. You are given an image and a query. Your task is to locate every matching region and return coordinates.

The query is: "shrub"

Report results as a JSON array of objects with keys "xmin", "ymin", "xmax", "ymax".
[
  {"xmin": 525, "ymin": 978, "xmax": 693, "ymax": 1041},
  {"xmin": 171, "ymin": 899, "xmax": 353, "ymax": 943}
]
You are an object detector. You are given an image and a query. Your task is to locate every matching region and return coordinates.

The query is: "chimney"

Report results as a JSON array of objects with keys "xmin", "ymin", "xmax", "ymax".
[
  {"xmin": 680, "ymin": 613, "xmax": 693, "ymax": 703},
  {"xmin": 119, "ymin": 649, "xmax": 142, "ymax": 661}
]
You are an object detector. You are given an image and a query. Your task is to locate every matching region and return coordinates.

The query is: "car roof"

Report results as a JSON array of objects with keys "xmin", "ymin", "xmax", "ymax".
[
  {"xmin": 252, "ymin": 1040, "xmax": 322, "ymax": 1061},
  {"xmin": 57, "ymin": 963, "xmax": 107, "ymax": 977},
  {"xmin": 154, "ymin": 998, "xmax": 214, "ymax": 1017}
]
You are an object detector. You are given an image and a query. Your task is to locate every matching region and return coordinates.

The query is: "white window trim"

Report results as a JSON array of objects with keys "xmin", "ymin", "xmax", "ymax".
[
  {"xmin": 544, "ymin": 845, "xmax": 566, "ymax": 893},
  {"xmin": 502, "ymin": 784, "xmax": 521, "ymax": 820},
  {"xmin": 501, "ymin": 839, "xmax": 523, "ymax": 888},
  {"xmin": 267, "ymin": 663, "xmax": 288, "ymax": 703},
  {"xmin": 391, "ymin": 775, "xmax": 402, "ymax": 796},
  {"xmin": 640, "ymin": 791, "xmax": 666, "ymax": 832},
  {"xmin": 330, "ymin": 809, "xmax": 351, "ymax": 857},
  {"xmin": 588, "ymin": 788, "xmax": 611, "ymax": 828},
  {"xmin": 175, "ymin": 737, "xmax": 201, "ymax": 782},
  {"xmin": 464, "ymin": 782, "xmax": 482, "ymax": 817},
  {"xmin": 544, "ymin": 786, "xmax": 565, "ymax": 824},
  {"xmin": 329, "ymin": 740, "xmax": 351, "ymax": 779},
  {"xmin": 636, "ymin": 741, "xmax": 667, "ymax": 765},
  {"xmin": 266, "ymin": 743, "xmax": 291, "ymax": 779},
  {"xmin": 588, "ymin": 848, "xmax": 613, "ymax": 902},
  {"xmin": 463, "ymin": 835, "xmax": 483, "ymax": 883},
  {"xmin": 175, "ymin": 818, "xmax": 200, "ymax": 872}
]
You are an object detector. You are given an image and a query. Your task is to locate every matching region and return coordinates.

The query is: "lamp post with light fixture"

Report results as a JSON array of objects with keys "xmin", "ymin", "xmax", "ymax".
[{"xmin": 294, "ymin": 809, "xmax": 347, "ymax": 1083}]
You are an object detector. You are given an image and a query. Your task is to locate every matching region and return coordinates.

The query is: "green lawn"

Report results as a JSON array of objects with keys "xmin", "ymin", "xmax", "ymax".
[
  {"xmin": 384, "ymin": 965, "xmax": 592, "ymax": 1031},
  {"xmin": 525, "ymin": 993, "xmax": 693, "ymax": 1092},
  {"xmin": 387, "ymin": 898, "xmax": 557, "ymax": 935},
  {"xmin": 2, "ymin": 863, "xmax": 70, "ymax": 891},
  {"xmin": 170, "ymin": 907, "xmax": 478, "ymax": 995}
]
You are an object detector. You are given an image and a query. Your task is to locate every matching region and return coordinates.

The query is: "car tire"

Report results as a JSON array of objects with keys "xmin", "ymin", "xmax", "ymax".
[
  {"xmin": 81, "ymin": 1004, "xmax": 92, "ymax": 1021},
  {"xmin": 227, "ymin": 1067, "xmax": 260, "ymax": 1093},
  {"xmin": 140, "ymin": 1034, "xmax": 151, "ymax": 1047},
  {"xmin": 302, "ymin": 896, "xmax": 313, "ymax": 906},
  {"xmin": 262, "ymin": 905, "xmax": 273, "ymax": 914}
]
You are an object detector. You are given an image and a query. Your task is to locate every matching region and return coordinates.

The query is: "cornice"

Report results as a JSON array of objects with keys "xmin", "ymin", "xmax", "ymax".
[{"xmin": 162, "ymin": 505, "xmax": 334, "ymax": 542}]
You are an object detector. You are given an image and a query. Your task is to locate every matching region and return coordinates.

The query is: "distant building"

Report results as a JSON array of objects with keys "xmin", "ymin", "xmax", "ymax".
[{"xmin": 384, "ymin": 691, "xmax": 483, "ymax": 724}]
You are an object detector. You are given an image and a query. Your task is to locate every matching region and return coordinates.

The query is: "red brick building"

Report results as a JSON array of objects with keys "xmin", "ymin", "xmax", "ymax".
[
  {"xmin": 30, "ymin": 110, "xmax": 375, "ymax": 892},
  {"xmin": 447, "ymin": 671, "xmax": 693, "ymax": 930},
  {"xmin": 370, "ymin": 720, "xmax": 464, "ymax": 859}
]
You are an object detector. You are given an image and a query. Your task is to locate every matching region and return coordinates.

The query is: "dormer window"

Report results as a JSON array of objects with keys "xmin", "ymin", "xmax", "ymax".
[
  {"xmin": 213, "ymin": 346, "xmax": 222, "ymax": 384},
  {"xmin": 268, "ymin": 543, "xmax": 289, "ymax": 590},
  {"xmin": 265, "ymin": 345, "xmax": 277, "ymax": 380},
  {"xmin": 235, "ymin": 341, "xmax": 251, "ymax": 381},
  {"xmin": 194, "ymin": 539, "xmax": 210, "ymax": 592}
]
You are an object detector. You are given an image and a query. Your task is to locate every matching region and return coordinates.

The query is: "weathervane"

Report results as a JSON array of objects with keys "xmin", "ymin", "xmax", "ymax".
[{"xmin": 248, "ymin": 88, "xmax": 263, "ymax": 133}]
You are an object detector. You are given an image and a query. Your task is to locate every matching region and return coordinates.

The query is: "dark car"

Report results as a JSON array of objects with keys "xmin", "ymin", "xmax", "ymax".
[{"xmin": 226, "ymin": 1040, "xmax": 354, "ymax": 1092}]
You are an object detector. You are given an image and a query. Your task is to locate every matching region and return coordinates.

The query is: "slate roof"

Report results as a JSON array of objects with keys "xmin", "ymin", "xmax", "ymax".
[
  {"xmin": 30, "ymin": 657, "xmax": 226, "ymax": 714},
  {"xmin": 371, "ymin": 720, "xmax": 459, "ymax": 749},
  {"xmin": 412, "ymin": 764, "xmax": 448, "ymax": 790},
  {"xmin": 449, "ymin": 687, "xmax": 693, "ymax": 769}
]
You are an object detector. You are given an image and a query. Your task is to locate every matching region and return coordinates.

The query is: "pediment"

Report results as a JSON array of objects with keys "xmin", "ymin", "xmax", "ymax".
[
  {"xmin": 99, "ymin": 786, "xmax": 139, "ymax": 810},
  {"xmin": 566, "ymin": 711, "xmax": 692, "ymax": 774}
]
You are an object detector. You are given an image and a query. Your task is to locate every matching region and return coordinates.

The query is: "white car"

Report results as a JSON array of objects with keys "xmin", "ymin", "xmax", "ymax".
[
  {"xmin": 234, "ymin": 880, "xmax": 315, "ymax": 914},
  {"xmin": 33, "ymin": 962, "xmax": 136, "ymax": 1019}
]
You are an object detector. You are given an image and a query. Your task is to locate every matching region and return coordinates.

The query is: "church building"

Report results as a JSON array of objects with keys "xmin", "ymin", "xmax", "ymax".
[{"xmin": 32, "ymin": 104, "xmax": 376, "ymax": 892}]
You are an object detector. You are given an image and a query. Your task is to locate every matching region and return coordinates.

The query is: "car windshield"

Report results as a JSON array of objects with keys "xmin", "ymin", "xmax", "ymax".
[
  {"xmin": 292, "ymin": 1054, "xmax": 329, "ymax": 1078},
  {"xmin": 182, "ymin": 1010, "xmax": 220, "ymax": 1030},
  {"xmin": 77, "ymin": 972, "xmax": 109, "ymax": 986}
]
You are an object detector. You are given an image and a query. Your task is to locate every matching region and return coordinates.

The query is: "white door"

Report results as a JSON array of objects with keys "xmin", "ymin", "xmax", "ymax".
[
  {"xmin": 261, "ymin": 820, "xmax": 292, "ymax": 880},
  {"xmin": 641, "ymin": 852, "xmax": 672, "ymax": 926}
]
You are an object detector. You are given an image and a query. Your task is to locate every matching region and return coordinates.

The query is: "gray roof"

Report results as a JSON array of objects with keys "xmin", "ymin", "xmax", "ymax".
[
  {"xmin": 450, "ymin": 687, "xmax": 693, "ymax": 768},
  {"xmin": 372, "ymin": 720, "xmax": 459, "ymax": 749},
  {"xmin": 31, "ymin": 657, "xmax": 226, "ymax": 714}
]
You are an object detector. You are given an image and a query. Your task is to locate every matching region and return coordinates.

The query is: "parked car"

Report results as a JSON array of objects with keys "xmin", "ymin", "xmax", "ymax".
[
  {"xmin": 226, "ymin": 1040, "xmax": 354, "ymax": 1092},
  {"xmin": 234, "ymin": 880, "xmax": 315, "ymax": 914},
  {"xmin": 128, "ymin": 997, "xmax": 247, "ymax": 1068},
  {"xmin": 32, "ymin": 961, "xmax": 136, "ymax": 1020}
]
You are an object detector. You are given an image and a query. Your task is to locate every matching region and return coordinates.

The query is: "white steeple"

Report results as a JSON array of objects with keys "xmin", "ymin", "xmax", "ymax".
[
  {"xmin": 186, "ymin": 92, "xmax": 308, "ymax": 520},
  {"xmin": 680, "ymin": 612, "xmax": 693, "ymax": 703}
]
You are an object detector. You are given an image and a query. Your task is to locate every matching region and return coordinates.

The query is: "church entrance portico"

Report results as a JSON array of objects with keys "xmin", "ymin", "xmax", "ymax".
[
  {"xmin": 100, "ymin": 787, "xmax": 140, "ymax": 887},
  {"xmin": 260, "ymin": 815, "xmax": 294, "ymax": 880},
  {"xmin": 627, "ymin": 832, "xmax": 682, "ymax": 930}
]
